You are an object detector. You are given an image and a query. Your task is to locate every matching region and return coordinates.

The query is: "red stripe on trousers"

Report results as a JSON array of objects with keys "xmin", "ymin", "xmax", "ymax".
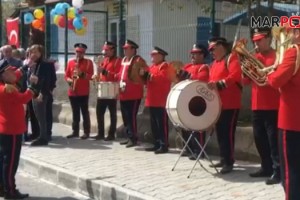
[
  {"xmin": 229, "ymin": 110, "xmax": 237, "ymax": 161},
  {"xmin": 9, "ymin": 135, "xmax": 16, "ymax": 194},
  {"xmin": 163, "ymin": 110, "xmax": 168, "ymax": 146},
  {"xmin": 283, "ymin": 130, "xmax": 290, "ymax": 200},
  {"xmin": 132, "ymin": 100, "xmax": 138, "ymax": 137}
]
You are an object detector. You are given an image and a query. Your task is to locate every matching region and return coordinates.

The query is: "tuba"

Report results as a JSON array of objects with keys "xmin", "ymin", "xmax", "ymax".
[{"xmin": 232, "ymin": 26, "xmax": 291, "ymax": 86}]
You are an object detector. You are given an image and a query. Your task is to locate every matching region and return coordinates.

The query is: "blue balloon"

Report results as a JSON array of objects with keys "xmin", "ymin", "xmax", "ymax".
[
  {"xmin": 61, "ymin": 3, "xmax": 71, "ymax": 10},
  {"xmin": 55, "ymin": 3, "xmax": 65, "ymax": 15},
  {"xmin": 50, "ymin": 9, "xmax": 57, "ymax": 17},
  {"xmin": 24, "ymin": 13, "xmax": 34, "ymax": 25},
  {"xmin": 73, "ymin": 17, "xmax": 83, "ymax": 29}
]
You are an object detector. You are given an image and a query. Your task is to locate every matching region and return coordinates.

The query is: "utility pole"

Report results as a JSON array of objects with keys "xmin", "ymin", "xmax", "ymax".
[
  {"xmin": 119, "ymin": 0, "xmax": 125, "ymax": 57},
  {"xmin": 0, "ymin": 0, "xmax": 3, "ymax": 46},
  {"xmin": 210, "ymin": 0, "xmax": 216, "ymax": 37}
]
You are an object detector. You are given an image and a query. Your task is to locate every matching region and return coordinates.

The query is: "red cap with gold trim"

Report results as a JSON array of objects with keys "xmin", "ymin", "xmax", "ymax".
[{"xmin": 252, "ymin": 27, "xmax": 271, "ymax": 42}]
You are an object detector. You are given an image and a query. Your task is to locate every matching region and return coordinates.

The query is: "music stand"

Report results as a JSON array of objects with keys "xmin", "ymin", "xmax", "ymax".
[{"xmin": 171, "ymin": 125, "xmax": 219, "ymax": 178}]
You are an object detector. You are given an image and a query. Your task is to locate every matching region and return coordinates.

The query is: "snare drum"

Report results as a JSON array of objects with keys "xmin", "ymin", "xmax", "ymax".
[
  {"xmin": 97, "ymin": 82, "xmax": 119, "ymax": 99},
  {"xmin": 166, "ymin": 80, "xmax": 221, "ymax": 131}
]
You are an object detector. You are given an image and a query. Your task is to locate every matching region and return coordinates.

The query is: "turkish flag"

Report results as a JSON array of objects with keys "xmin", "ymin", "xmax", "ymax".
[{"xmin": 6, "ymin": 17, "xmax": 20, "ymax": 48}]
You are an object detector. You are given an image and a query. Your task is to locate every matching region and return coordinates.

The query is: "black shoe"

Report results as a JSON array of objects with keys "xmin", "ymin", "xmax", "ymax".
[
  {"xmin": 120, "ymin": 139, "xmax": 129, "ymax": 145},
  {"xmin": 209, "ymin": 161, "xmax": 224, "ymax": 168},
  {"xmin": 91, "ymin": 135, "xmax": 104, "ymax": 140},
  {"xmin": 188, "ymin": 153, "xmax": 204, "ymax": 160},
  {"xmin": 265, "ymin": 173, "xmax": 281, "ymax": 185},
  {"xmin": 249, "ymin": 168, "xmax": 272, "ymax": 178},
  {"xmin": 145, "ymin": 146, "xmax": 159, "ymax": 152},
  {"xmin": 80, "ymin": 134, "xmax": 89, "ymax": 140},
  {"xmin": 181, "ymin": 150, "xmax": 191, "ymax": 157},
  {"xmin": 154, "ymin": 146, "xmax": 168, "ymax": 154},
  {"xmin": 126, "ymin": 140, "xmax": 137, "ymax": 148},
  {"xmin": 30, "ymin": 139, "xmax": 48, "ymax": 146},
  {"xmin": 104, "ymin": 135, "xmax": 115, "ymax": 141},
  {"xmin": 4, "ymin": 190, "xmax": 29, "ymax": 199},
  {"xmin": 220, "ymin": 165, "xmax": 233, "ymax": 174},
  {"xmin": 66, "ymin": 133, "xmax": 79, "ymax": 139}
]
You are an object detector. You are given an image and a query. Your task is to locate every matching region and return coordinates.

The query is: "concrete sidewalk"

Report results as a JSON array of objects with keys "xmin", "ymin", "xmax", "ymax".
[{"xmin": 20, "ymin": 123, "xmax": 284, "ymax": 200}]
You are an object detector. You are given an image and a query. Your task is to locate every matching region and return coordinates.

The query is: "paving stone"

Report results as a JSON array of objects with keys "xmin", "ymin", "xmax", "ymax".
[{"xmin": 20, "ymin": 123, "xmax": 285, "ymax": 200}]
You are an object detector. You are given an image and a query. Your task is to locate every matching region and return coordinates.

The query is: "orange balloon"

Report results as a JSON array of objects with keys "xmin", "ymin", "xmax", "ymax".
[
  {"xmin": 32, "ymin": 19, "xmax": 42, "ymax": 29},
  {"xmin": 82, "ymin": 16, "xmax": 88, "ymax": 27},
  {"xmin": 38, "ymin": 26, "xmax": 45, "ymax": 32}
]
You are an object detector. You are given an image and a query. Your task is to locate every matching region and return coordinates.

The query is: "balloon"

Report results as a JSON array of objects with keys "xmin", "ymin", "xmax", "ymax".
[
  {"xmin": 32, "ymin": 19, "xmax": 42, "ymax": 29},
  {"xmin": 73, "ymin": 17, "xmax": 83, "ymax": 29},
  {"xmin": 55, "ymin": 3, "xmax": 65, "ymax": 15},
  {"xmin": 24, "ymin": 13, "xmax": 34, "ymax": 25},
  {"xmin": 38, "ymin": 26, "xmax": 45, "ymax": 32},
  {"xmin": 40, "ymin": 16, "xmax": 45, "ymax": 24},
  {"xmin": 68, "ymin": 19, "xmax": 75, "ymax": 30},
  {"xmin": 61, "ymin": 2, "xmax": 71, "ymax": 10},
  {"xmin": 50, "ymin": 9, "xmax": 57, "ymax": 17},
  {"xmin": 53, "ymin": 15, "xmax": 60, "ymax": 25},
  {"xmin": 34, "ymin": 9, "xmax": 44, "ymax": 19},
  {"xmin": 82, "ymin": 16, "xmax": 88, "ymax": 27},
  {"xmin": 58, "ymin": 15, "xmax": 66, "ymax": 28},
  {"xmin": 68, "ymin": 7, "xmax": 76, "ymax": 19},
  {"xmin": 74, "ymin": 28, "xmax": 86, "ymax": 36},
  {"xmin": 72, "ymin": 0, "xmax": 84, "ymax": 8}
]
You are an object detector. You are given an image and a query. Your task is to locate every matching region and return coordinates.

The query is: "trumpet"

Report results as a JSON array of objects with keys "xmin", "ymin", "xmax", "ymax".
[{"xmin": 71, "ymin": 57, "xmax": 80, "ymax": 92}]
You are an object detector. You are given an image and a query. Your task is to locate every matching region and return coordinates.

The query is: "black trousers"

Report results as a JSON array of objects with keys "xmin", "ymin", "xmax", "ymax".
[
  {"xmin": 215, "ymin": 109, "xmax": 239, "ymax": 166},
  {"xmin": 96, "ymin": 99, "xmax": 117, "ymax": 137},
  {"xmin": 252, "ymin": 110, "xmax": 279, "ymax": 173},
  {"xmin": 69, "ymin": 96, "xmax": 91, "ymax": 134},
  {"xmin": 25, "ymin": 100, "xmax": 40, "ymax": 139},
  {"xmin": 120, "ymin": 99, "xmax": 141, "ymax": 141},
  {"xmin": 0, "ymin": 134, "xmax": 22, "ymax": 193},
  {"xmin": 182, "ymin": 131, "xmax": 206, "ymax": 154},
  {"xmin": 149, "ymin": 107, "xmax": 169, "ymax": 147},
  {"xmin": 278, "ymin": 130, "xmax": 300, "ymax": 200}
]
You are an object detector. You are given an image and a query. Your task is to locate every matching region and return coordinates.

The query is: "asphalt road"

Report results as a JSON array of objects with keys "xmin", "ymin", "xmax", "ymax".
[{"xmin": 0, "ymin": 172, "xmax": 92, "ymax": 200}]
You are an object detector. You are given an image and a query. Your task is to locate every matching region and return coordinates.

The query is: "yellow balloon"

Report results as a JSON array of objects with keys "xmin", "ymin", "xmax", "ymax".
[
  {"xmin": 53, "ymin": 15, "xmax": 60, "ymax": 25},
  {"xmin": 68, "ymin": 7, "xmax": 76, "ymax": 19},
  {"xmin": 34, "ymin": 9, "xmax": 44, "ymax": 19},
  {"xmin": 75, "ymin": 28, "xmax": 86, "ymax": 36}
]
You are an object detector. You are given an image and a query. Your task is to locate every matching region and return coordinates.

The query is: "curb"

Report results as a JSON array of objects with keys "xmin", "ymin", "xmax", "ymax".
[{"xmin": 19, "ymin": 156, "xmax": 158, "ymax": 200}]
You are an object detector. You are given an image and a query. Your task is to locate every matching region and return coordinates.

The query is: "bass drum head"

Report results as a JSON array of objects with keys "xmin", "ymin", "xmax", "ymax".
[{"xmin": 166, "ymin": 80, "xmax": 221, "ymax": 131}]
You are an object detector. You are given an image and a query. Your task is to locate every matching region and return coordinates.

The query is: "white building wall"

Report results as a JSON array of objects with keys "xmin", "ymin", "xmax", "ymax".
[
  {"xmin": 126, "ymin": 0, "xmax": 154, "ymax": 64},
  {"xmin": 151, "ymin": 0, "xmax": 244, "ymax": 63}
]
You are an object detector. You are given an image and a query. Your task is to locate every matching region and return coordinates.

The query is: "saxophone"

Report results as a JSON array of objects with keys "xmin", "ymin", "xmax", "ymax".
[
  {"xmin": 72, "ymin": 57, "xmax": 80, "ymax": 92},
  {"xmin": 232, "ymin": 26, "xmax": 291, "ymax": 86}
]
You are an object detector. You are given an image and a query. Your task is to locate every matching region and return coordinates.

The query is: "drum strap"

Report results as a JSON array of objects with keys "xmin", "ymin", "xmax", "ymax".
[{"xmin": 120, "ymin": 56, "xmax": 136, "ymax": 82}]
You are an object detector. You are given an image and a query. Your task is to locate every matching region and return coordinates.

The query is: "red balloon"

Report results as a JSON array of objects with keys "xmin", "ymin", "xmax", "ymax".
[
  {"xmin": 32, "ymin": 19, "xmax": 42, "ymax": 29},
  {"xmin": 40, "ymin": 16, "xmax": 45, "ymax": 24},
  {"xmin": 82, "ymin": 16, "xmax": 88, "ymax": 27},
  {"xmin": 58, "ymin": 15, "xmax": 66, "ymax": 28},
  {"xmin": 68, "ymin": 19, "xmax": 74, "ymax": 30}
]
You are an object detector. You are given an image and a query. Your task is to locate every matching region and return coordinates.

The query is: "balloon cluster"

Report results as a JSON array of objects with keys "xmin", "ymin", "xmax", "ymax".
[
  {"xmin": 23, "ymin": 9, "xmax": 45, "ymax": 32},
  {"xmin": 50, "ymin": 1, "xmax": 87, "ymax": 36}
]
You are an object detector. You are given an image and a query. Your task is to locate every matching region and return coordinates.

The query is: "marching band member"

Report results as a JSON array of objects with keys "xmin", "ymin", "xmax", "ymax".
[
  {"xmin": 267, "ymin": 25, "xmax": 300, "ymax": 200},
  {"xmin": 178, "ymin": 44, "xmax": 209, "ymax": 160},
  {"xmin": 245, "ymin": 28, "xmax": 281, "ymax": 185},
  {"xmin": 65, "ymin": 43, "xmax": 94, "ymax": 140},
  {"xmin": 92, "ymin": 41, "xmax": 121, "ymax": 141},
  {"xmin": 0, "ymin": 60, "xmax": 39, "ymax": 199},
  {"xmin": 207, "ymin": 37, "xmax": 242, "ymax": 174},
  {"xmin": 117, "ymin": 40, "xmax": 147, "ymax": 148},
  {"xmin": 140, "ymin": 47, "xmax": 171, "ymax": 154}
]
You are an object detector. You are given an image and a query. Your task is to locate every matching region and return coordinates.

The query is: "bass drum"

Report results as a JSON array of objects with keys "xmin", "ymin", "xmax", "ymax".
[{"xmin": 166, "ymin": 80, "xmax": 221, "ymax": 131}]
